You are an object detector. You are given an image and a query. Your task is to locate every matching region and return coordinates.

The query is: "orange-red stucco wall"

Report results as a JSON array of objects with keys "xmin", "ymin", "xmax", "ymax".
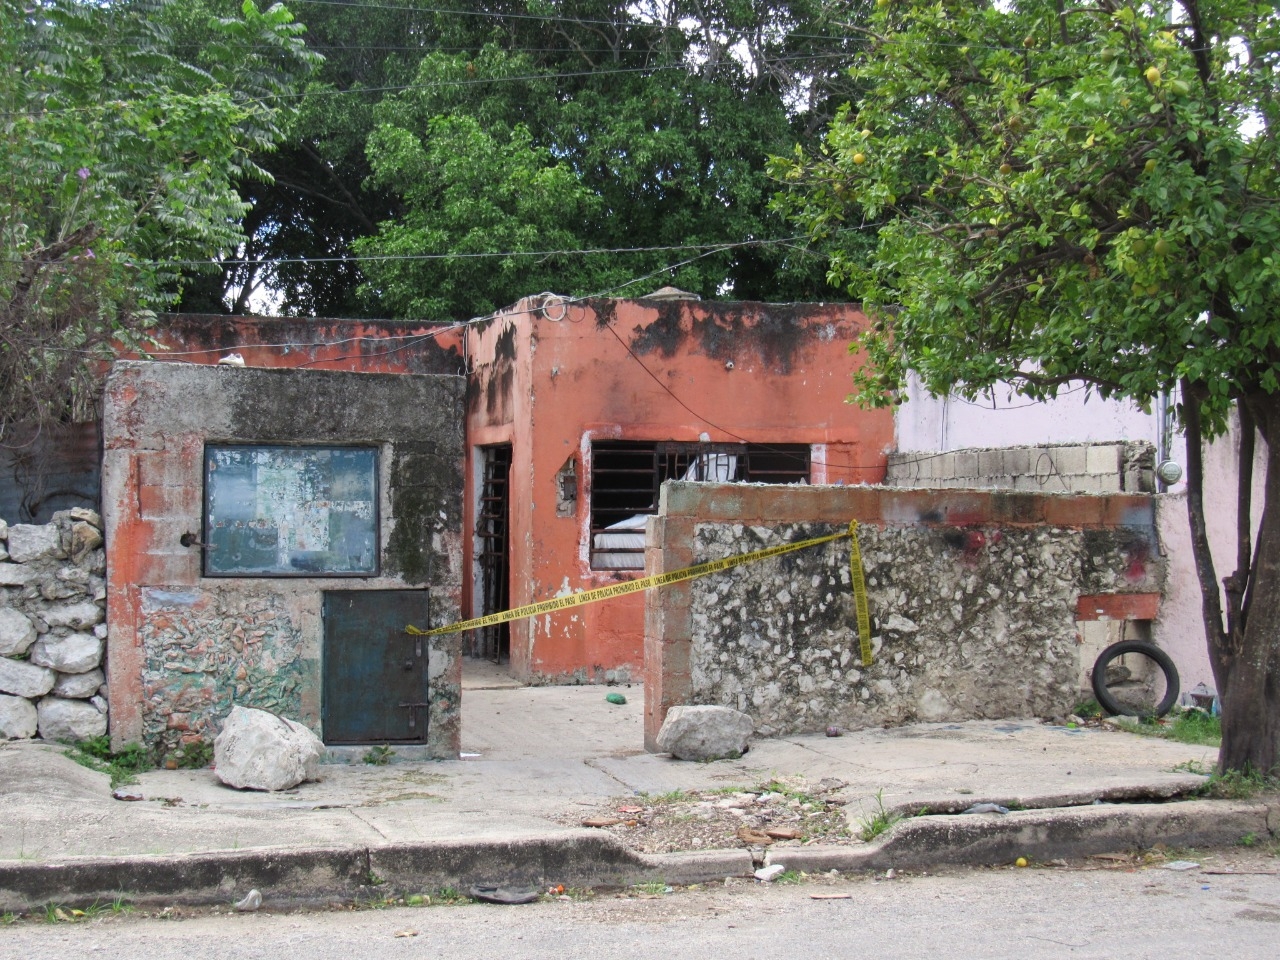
[{"xmin": 464, "ymin": 297, "xmax": 893, "ymax": 683}]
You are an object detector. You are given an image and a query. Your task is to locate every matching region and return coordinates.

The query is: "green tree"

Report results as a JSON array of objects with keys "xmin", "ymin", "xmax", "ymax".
[
  {"xmin": 0, "ymin": 0, "xmax": 318, "ymax": 432},
  {"xmin": 773, "ymin": 0, "xmax": 1280, "ymax": 774},
  {"xmin": 179, "ymin": 1, "xmax": 874, "ymax": 318}
]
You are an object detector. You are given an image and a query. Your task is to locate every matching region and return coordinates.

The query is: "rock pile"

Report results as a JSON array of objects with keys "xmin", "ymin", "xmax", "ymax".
[{"xmin": 0, "ymin": 510, "xmax": 108, "ymax": 741}]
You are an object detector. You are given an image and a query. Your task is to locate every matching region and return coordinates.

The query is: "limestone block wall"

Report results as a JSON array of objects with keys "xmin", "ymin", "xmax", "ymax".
[
  {"xmin": 0, "ymin": 511, "xmax": 109, "ymax": 741},
  {"xmin": 644, "ymin": 483, "xmax": 1163, "ymax": 748},
  {"xmin": 885, "ymin": 442, "xmax": 1155, "ymax": 495}
]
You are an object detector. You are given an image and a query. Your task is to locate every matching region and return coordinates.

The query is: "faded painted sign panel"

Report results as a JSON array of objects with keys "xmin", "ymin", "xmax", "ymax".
[{"xmin": 204, "ymin": 445, "xmax": 378, "ymax": 576}]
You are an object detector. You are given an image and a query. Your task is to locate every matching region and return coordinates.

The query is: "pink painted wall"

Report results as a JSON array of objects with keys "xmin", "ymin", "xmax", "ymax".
[{"xmin": 894, "ymin": 376, "xmax": 1257, "ymax": 699}]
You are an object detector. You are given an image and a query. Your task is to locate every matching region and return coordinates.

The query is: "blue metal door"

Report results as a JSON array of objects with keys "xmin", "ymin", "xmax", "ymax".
[{"xmin": 322, "ymin": 590, "xmax": 429, "ymax": 744}]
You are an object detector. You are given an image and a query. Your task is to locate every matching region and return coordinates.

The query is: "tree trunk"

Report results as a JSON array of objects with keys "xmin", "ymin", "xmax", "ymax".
[{"xmin": 1212, "ymin": 395, "xmax": 1280, "ymax": 775}]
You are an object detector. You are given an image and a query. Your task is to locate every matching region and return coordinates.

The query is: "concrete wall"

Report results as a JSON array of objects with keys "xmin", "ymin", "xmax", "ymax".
[
  {"xmin": 644, "ymin": 483, "xmax": 1162, "ymax": 748},
  {"xmin": 102, "ymin": 361, "xmax": 466, "ymax": 758},
  {"xmin": 464, "ymin": 296, "xmax": 895, "ymax": 684},
  {"xmin": 893, "ymin": 377, "xmax": 1259, "ymax": 701},
  {"xmin": 885, "ymin": 442, "xmax": 1155, "ymax": 495}
]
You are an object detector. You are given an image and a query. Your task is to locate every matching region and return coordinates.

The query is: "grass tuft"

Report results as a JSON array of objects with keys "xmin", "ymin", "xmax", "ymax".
[{"xmin": 857, "ymin": 789, "xmax": 901, "ymax": 841}]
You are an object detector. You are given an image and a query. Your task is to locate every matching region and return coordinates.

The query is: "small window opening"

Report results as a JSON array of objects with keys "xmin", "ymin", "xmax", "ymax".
[{"xmin": 589, "ymin": 441, "xmax": 809, "ymax": 570}]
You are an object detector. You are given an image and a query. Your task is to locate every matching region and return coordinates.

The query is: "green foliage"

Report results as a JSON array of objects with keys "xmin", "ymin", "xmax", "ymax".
[
  {"xmin": 66, "ymin": 736, "xmax": 154, "ymax": 789},
  {"xmin": 1114, "ymin": 707, "xmax": 1222, "ymax": 745},
  {"xmin": 774, "ymin": 0, "xmax": 1280, "ymax": 433},
  {"xmin": 775, "ymin": 0, "xmax": 1280, "ymax": 776},
  {"xmin": 856, "ymin": 788, "xmax": 901, "ymax": 841},
  {"xmin": 218, "ymin": 0, "xmax": 873, "ymax": 318},
  {"xmin": 363, "ymin": 744, "xmax": 395, "ymax": 766},
  {"xmin": 1174, "ymin": 758, "xmax": 1277, "ymax": 797},
  {"xmin": 0, "ymin": 0, "xmax": 318, "ymax": 432},
  {"xmin": 167, "ymin": 738, "xmax": 215, "ymax": 769}
]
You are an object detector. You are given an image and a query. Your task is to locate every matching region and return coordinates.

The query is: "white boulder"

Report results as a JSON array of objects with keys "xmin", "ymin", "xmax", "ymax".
[
  {"xmin": 37, "ymin": 696, "xmax": 107, "ymax": 741},
  {"xmin": 0, "ymin": 694, "xmax": 38, "ymax": 739},
  {"xmin": 656, "ymin": 705, "xmax": 754, "ymax": 761},
  {"xmin": 53, "ymin": 667, "xmax": 105, "ymax": 699},
  {"xmin": 0, "ymin": 608, "xmax": 36, "ymax": 656},
  {"xmin": 30, "ymin": 632, "xmax": 103, "ymax": 674},
  {"xmin": 214, "ymin": 705, "xmax": 324, "ymax": 791},
  {"xmin": 0, "ymin": 657, "xmax": 57, "ymax": 698}
]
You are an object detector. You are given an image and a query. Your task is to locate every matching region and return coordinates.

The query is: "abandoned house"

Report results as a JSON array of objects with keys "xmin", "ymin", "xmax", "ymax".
[{"xmin": 0, "ymin": 293, "xmax": 1206, "ymax": 756}]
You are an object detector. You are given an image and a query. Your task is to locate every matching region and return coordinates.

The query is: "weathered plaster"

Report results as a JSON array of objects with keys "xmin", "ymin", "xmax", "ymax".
[
  {"xmin": 103, "ymin": 361, "xmax": 465, "ymax": 757},
  {"xmin": 645, "ymin": 482, "xmax": 1163, "ymax": 748}
]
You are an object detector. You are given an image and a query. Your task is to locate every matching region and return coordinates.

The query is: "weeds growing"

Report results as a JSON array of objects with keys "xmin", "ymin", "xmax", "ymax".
[
  {"xmin": 857, "ymin": 789, "xmax": 902, "ymax": 841},
  {"xmin": 65, "ymin": 736, "xmax": 153, "ymax": 788}
]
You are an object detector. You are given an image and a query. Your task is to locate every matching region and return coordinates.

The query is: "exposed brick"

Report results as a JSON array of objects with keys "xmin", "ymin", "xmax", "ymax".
[{"xmin": 1076, "ymin": 592, "xmax": 1160, "ymax": 621}]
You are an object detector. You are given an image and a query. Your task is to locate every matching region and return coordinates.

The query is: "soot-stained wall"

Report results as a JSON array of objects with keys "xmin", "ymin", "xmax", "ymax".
[
  {"xmin": 103, "ymin": 361, "xmax": 465, "ymax": 758},
  {"xmin": 644, "ymin": 483, "xmax": 1163, "ymax": 747}
]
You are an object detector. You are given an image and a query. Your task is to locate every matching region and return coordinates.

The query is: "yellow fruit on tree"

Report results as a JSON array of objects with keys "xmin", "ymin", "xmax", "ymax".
[
  {"xmin": 1144, "ymin": 158, "xmax": 1157, "ymax": 173},
  {"xmin": 999, "ymin": 163, "xmax": 1013, "ymax": 175},
  {"xmin": 1145, "ymin": 65, "xmax": 1161, "ymax": 84},
  {"xmin": 853, "ymin": 152, "xmax": 866, "ymax": 165}
]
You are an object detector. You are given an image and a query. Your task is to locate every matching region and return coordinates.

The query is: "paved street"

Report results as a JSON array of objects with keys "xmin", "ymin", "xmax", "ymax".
[{"xmin": 4, "ymin": 853, "xmax": 1279, "ymax": 960}]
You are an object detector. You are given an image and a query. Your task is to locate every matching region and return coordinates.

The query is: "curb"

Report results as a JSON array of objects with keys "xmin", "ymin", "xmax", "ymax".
[
  {"xmin": 0, "ymin": 800, "xmax": 1271, "ymax": 911},
  {"xmin": 766, "ymin": 799, "xmax": 1275, "ymax": 873}
]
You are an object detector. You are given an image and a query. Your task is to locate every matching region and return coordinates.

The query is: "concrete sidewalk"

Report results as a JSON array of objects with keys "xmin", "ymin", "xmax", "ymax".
[{"xmin": 0, "ymin": 665, "xmax": 1272, "ymax": 910}]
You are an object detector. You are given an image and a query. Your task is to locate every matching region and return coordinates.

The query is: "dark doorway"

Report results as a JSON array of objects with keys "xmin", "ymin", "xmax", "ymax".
[
  {"xmin": 322, "ymin": 590, "xmax": 430, "ymax": 743},
  {"xmin": 475, "ymin": 445, "xmax": 511, "ymax": 662}
]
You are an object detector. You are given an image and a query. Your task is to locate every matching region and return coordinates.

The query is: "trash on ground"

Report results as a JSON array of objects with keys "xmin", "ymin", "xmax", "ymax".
[
  {"xmin": 605, "ymin": 693, "xmax": 627, "ymax": 705},
  {"xmin": 825, "ymin": 726, "xmax": 843, "ymax": 737},
  {"xmin": 754, "ymin": 864, "xmax": 786, "ymax": 882},
  {"xmin": 736, "ymin": 825, "xmax": 774, "ymax": 845},
  {"xmin": 234, "ymin": 889, "xmax": 262, "ymax": 912},
  {"xmin": 764, "ymin": 826, "xmax": 802, "ymax": 840},
  {"xmin": 1162, "ymin": 860, "xmax": 1201, "ymax": 871},
  {"xmin": 582, "ymin": 816, "xmax": 623, "ymax": 828},
  {"xmin": 394, "ymin": 930, "xmax": 419, "ymax": 938},
  {"xmin": 810, "ymin": 893, "xmax": 851, "ymax": 900},
  {"xmin": 112, "ymin": 787, "xmax": 144, "ymax": 801},
  {"xmin": 469, "ymin": 885, "xmax": 540, "ymax": 905},
  {"xmin": 961, "ymin": 802, "xmax": 1010, "ymax": 815}
]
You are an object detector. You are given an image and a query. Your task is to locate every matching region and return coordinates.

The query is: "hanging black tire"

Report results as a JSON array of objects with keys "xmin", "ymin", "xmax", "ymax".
[{"xmin": 1091, "ymin": 640, "xmax": 1180, "ymax": 718}]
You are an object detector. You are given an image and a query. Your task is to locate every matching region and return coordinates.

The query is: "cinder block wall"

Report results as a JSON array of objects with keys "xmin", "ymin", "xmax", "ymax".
[
  {"xmin": 644, "ymin": 483, "xmax": 1162, "ymax": 749},
  {"xmin": 885, "ymin": 442, "xmax": 1155, "ymax": 494}
]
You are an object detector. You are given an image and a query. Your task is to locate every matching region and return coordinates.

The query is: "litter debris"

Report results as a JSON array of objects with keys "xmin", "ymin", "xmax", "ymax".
[
  {"xmin": 754, "ymin": 864, "xmax": 786, "ymax": 882},
  {"xmin": 605, "ymin": 693, "xmax": 627, "ymax": 705},
  {"xmin": 217, "ymin": 352, "xmax": 246, "ymax": 367},
  {"xmin": 1162, "ymin": 860, "xmax": 1201, "ymax": 871},
  {"xmin": 961, "ymin": 803, "xmax": 1010, "ymax": 815},
  {"xmin": 825, "ymin": 726, "xmax": 843, "ymax": 737},
  {"xmin": 764, "ymin": 826, "xmax": 802, "ymax": 840},
  {"xmin": 469, "ymin": 885, "xmax": 540, "ymax": 905},
  {"xmin": 234, "ymin": 889, "xmax": 262, "ymax": 912},
  {"xmin": 460, "ymin": 752, "xmax": 481, "ymax": 758},
  {"xmin": 1015, "ymin": 857, "xmax": 1028, "ymax": 868},
  {"xmin": 736, "ymin": 825, "xmax": 774, "ymax": 846},
  {"xmin": 112, "ymin": 787, "xmax": 144, "ymax": 802},
  {"xmin": 582, "ymin": 816, "xmax": 623, "ymax": 828},
  {"xmin": 810, "ymin": 893, "xmax": 851, "ymax": 900},
  {"xmin": 394, "ymin": 930, "xmax": 418, "ymax": 938}
]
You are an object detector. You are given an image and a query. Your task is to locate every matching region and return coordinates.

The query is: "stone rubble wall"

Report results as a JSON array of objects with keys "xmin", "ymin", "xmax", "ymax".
[
  {"xmin": 0, "ymin": 510, "xmax": 109, "ymax": 741},
  {"xmin": 685, "ymin": 519, "xmax": 1160, "ymax": 738},
  {"xmin": 642, "ymin": 482, "xmax": 1165, "ymax": 749},
  {"xmin": 885, "ymin": 442, "xmax": 1155, "ymax": 495}
]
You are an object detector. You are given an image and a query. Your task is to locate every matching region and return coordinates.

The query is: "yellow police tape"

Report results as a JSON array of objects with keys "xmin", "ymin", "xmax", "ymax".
[{"xmin": 408, "ymin": 520, "xmax": 873, "ymax": 667}]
